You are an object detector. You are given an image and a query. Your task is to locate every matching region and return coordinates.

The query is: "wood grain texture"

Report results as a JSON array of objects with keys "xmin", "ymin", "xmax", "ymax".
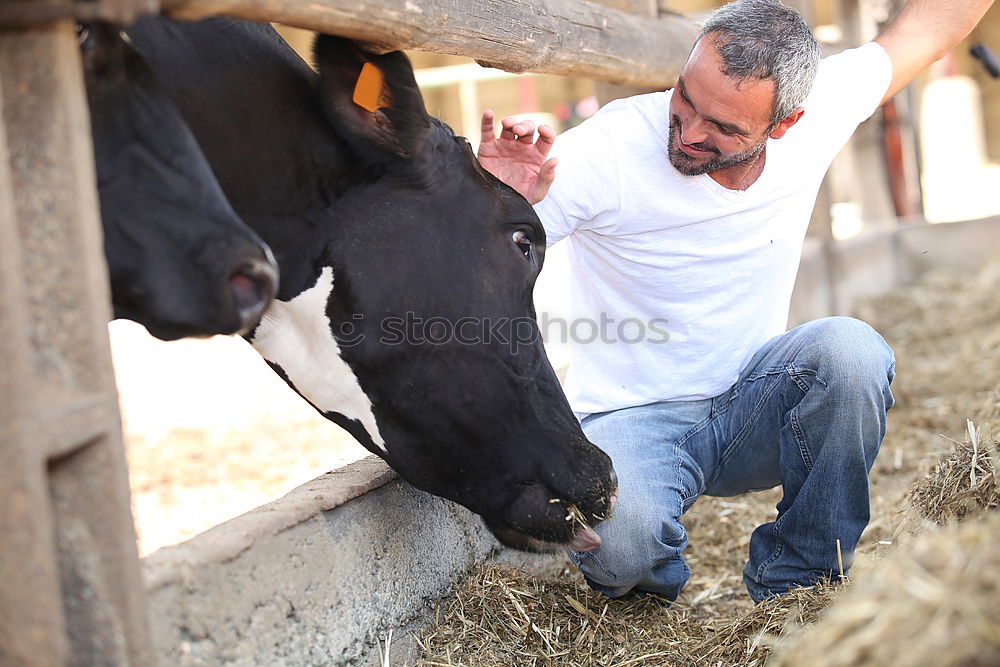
[{"xmin": 162, "ymin": 0, "xmax": 698, "ymax": 86}]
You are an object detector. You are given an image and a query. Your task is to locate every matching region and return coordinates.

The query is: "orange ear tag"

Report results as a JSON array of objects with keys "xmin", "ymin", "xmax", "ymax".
[{"xmin": 352, "ymin": 62, "xmax": 393, "ymax": 112}]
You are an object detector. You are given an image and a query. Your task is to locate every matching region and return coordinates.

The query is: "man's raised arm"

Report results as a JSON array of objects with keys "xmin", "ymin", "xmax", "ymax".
[{"xmin": 876, "ymin": 0, "xmax": 995, "ymax": 104}]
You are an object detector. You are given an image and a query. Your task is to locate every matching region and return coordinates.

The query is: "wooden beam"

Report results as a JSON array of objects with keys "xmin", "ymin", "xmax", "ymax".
[
  {"xmin": 0, "ymin": 0, "xmax": 160, "ymax": 27},
  {"xmin": 162, "ymin": 0, "xmax": 699, "ymax": 87},
  {"xmin": 596, "ymin": 0, "xmax": 657, "ymax": 13},
  {"xmin": 591, "ymin": 0, "xmax": 667, "ymax": 103}
]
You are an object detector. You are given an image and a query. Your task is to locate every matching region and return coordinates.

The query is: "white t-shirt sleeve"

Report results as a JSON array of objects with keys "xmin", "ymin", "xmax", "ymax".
[
  {"xmin": 533, "ymin": 120, "xmax": 622, "ymax": 247},
  {"xmin": 795, "ymin": 42, "xmax": 893, "ymax": 162}
]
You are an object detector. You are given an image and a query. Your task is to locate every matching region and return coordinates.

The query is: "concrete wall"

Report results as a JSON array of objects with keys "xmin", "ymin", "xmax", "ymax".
[
  {"xmin": 143, "ymin": 457, "xmax": 499, "ymax": 666},
  {"xmin": 789, "ymin": 215, "xmax": 1000, "ymax": 326},
  {"xmin": 144, "ymin": 216, "xmax": 1000, "ymax": 666},
  {"xmin": 895, "ymin": 215, "xmax": 1000, "ymax": 283}
]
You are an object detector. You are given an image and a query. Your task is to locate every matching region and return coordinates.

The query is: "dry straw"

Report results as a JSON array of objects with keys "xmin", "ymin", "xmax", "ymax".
[
  {"xmin": 414, "ymin": 563, "xmax": 840, "ymax": 667},
  {"xmin": 771, "ymin": 514, "xmax": 1000, "ymax": 667},
  {"xmin": 771, "ymin": 424, "xmax": 1000, "ymax": 667},
  {"xmin": 907, "ymin": 420, "xmax": 999, "ymax": 525}
]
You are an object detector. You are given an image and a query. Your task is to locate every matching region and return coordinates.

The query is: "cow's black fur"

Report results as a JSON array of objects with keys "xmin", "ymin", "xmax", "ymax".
[
  {"xmin": 82, "ymin": 22, "xmax": 277, "ymax": 340},
  {"xmin": 128, "ymin": 17, "xmax": 616, "ymax": 551}
]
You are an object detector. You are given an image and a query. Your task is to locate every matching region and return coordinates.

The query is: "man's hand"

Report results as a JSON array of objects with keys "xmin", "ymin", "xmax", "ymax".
[{"xmin": 477, "ymin": 110, "xmax": 558, "ymax": 204}]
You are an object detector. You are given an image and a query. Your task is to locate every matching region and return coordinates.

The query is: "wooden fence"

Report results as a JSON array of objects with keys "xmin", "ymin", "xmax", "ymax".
[{"xmin": 0, "ymin": 1, "xmax": 696, "ymax": 665}]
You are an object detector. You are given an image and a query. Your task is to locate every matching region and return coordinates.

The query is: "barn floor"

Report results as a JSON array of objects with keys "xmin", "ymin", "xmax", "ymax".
[
  {"xmin": 414, "ymin": 256, "xmax": 1000, "ymax": 666},
  {"xmin": 110, "ymin": 321, "xmax": 367, "ymax": 556}
]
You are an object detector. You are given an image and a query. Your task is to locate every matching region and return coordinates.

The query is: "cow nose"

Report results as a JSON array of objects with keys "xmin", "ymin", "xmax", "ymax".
[{"xmin": 228, "ymin": 256, "xmax": 278, "ymax": 333}]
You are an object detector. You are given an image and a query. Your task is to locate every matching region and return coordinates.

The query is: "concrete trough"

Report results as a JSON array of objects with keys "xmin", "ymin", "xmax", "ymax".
[
  {"xmin": 144, "ymin": 215, "xmax": 1000, "ymax": 666},
  {"xmin": 143, "ymin": 457, "xmax": 501, "ymax": 666}
]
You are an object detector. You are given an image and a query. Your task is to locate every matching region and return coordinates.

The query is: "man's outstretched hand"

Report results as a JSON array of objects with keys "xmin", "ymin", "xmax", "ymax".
[{"xmin": 477, "ymin": 110, "xmax": 558, "ymax": 205}]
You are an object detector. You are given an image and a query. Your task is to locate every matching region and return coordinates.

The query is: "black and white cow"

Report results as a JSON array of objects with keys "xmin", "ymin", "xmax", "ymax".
[
  {"xmin": 129, "ymin": 17, "xmax": 617, "ymax": 552},
  {"xmin": 81, "ymin": 22, "xmax": 278, "ymax": 340}
]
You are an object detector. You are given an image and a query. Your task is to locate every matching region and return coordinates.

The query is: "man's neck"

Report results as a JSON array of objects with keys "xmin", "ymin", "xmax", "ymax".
[{"xmin": 709, "ymin": 147, "xmax": 767, "ymax": 191}]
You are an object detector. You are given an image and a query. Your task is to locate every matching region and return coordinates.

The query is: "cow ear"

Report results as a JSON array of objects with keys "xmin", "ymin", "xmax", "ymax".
[{"xmin": 313, "ymin": 36, "xmax": 431, "ymax": 160}]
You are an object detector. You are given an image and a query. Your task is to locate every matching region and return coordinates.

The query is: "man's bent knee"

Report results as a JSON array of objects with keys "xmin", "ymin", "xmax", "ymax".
[
  {"xmin": 571, "ymin": 510, "xmax": 690, "ymax": 599},
  {"xmin": 795, "ymin": 317, "xmax": 895, "ymax": 393}
]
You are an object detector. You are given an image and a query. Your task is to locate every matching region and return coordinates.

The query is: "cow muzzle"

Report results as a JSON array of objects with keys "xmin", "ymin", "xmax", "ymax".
[
  {"xmin": 485, "ymin": 469, "xmax": 618, "ymax": 554},
  {"xmin": 229, "ymin": 253, "xmax": 278, "ymax": 334}
]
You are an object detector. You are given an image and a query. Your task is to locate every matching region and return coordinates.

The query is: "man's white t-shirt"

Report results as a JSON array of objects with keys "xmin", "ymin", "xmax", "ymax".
[{"xmin": 534, "ymin": 43, "xmax": 892, "ymax": 417}]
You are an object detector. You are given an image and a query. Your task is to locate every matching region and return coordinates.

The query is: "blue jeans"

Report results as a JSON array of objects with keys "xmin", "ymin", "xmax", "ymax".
[{"xmin": 570, "ymin": 317, "xmax": 896, "ymax": 603}]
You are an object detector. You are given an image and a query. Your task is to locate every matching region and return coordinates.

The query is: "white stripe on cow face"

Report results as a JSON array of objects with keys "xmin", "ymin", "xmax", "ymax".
[{"xmin": 249, "ymin": 266, "xmax": 386, "ymax": 452}]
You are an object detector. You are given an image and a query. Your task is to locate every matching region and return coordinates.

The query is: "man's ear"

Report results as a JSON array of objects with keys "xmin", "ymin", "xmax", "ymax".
[
  {"xmin": 313, "ymin": 35, "xmax": 431, "ymax": 161},
  {"xmin": 768, "ymin": 107, "xmax": 805, "ymax": 140}
]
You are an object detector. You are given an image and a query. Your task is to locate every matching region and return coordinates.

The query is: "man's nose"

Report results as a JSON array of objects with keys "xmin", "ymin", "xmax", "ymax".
[{"xmin": 681, "ymin": 116, "xmax": 710, "ymax": 145}]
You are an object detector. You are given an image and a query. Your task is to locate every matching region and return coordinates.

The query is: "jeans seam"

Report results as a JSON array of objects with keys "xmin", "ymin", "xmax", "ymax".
[
  {"xmin": 755, "ymin": 513, "xmax": 786, "ymax": 583},
  {"xmin": 787, "ymin": 367, "xmax": 822, "ymax": 470},
  {"xmin": 790, "ymin": 405, "xmax": 813, "ymax": 470},
  {"xmin": 673, "ymin": 440, "xmax": 684, "ymax": 512},
  {"xmin": 671, "ymin": 439, "xmax": 699, "ymax": 520},
  {"xmin": 745, "ymin": 366, "xmax": 789, "ymax": 382},
  {"xmin": 577, "ymin": 551, "xmax": 616, "ymax": 580},
  {"xmin": 788, "ymin": 366, "xmax": 816, "ymax": 393},
  {"xmin": 672, "ymin": 439, "xmax": 697, "ymax": 509},
  {"xmin": 674, "ymin": 413, "xmax": 714, "ymax": 504}
]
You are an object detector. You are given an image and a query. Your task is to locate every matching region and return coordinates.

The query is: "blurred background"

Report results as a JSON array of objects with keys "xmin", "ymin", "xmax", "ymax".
[{"xmin": 116, "ymin": 0, "xmax": 1000, "ymax": 555}]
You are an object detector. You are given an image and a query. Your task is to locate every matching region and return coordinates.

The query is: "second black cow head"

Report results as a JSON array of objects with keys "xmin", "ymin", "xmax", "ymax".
[{"xmin": 82, "ymin": 22, "xmax": 278, "ymax": 340}]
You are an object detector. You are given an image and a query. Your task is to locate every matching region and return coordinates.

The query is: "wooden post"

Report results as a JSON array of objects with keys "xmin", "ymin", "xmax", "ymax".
[{"xmin": 0, "ymin": 20, "xmax": 151, "ymax": 667}]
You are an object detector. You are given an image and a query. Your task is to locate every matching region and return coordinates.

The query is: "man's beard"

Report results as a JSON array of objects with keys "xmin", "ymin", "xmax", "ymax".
[{"xmin": 667, "ymin": 114, "xmax": 767, "ymax": 176}]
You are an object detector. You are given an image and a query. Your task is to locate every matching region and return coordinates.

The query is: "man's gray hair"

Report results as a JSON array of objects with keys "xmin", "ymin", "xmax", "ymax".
[{"xmin": 698, "ymin": 0, "xmax": 821, "ymax": 126}]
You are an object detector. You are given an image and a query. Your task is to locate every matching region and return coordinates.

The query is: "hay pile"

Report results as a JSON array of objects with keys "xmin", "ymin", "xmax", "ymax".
[
  {"xmin": 907, "ymin": 421, "xmax": 999, "ymax": 525},
  {"xmin": 415, "ymin": 563, "xmax": 694, "ymax": 666},
  {"xmin": 771, "ymin": 514, "xmax": 1000, "ymax": 667},
  {"xmin": 770, "ymin": 425, "xmax": 1000, "ymax": 667},
  {"xmin": 416, "ymin": 256, "xmax": 1000, "ymax": 666},
  {"xmin": 415, "ymin": 563, "xmax": 842, "ymax": 666}
]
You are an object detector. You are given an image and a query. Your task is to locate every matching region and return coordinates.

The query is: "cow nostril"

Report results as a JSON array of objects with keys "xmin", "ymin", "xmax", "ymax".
[{"xmin": 229, "ymin": 258, "xmax": 278, "ymax": 332}]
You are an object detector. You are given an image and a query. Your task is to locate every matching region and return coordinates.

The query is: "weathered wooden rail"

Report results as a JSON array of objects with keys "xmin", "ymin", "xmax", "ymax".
[
  {"xmin": 162, "ymin": 0, "xmax": 697, "ymax": 86},
  {"xmin": 2, "ymin": 0, "xmax": 698, "ymax": 86}
]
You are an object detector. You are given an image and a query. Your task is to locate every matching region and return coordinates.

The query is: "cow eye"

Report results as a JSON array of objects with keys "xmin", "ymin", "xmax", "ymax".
[
  {"xmin": 512, "ymin": 229, "xmax": 533, "ymax": 259},
  {"xmin": 77, "ymin": 25, "xmax": 91, "ymax": 47}
]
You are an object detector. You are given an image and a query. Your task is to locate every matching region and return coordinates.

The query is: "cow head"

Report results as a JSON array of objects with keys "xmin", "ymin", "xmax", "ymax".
[
  {"xmin": 81, "ymin": 22, "xmax": 278, "ymax": 340},
  {"xmin": 128, "ymin": 18, "xmax": 617, "ymax": 552}
]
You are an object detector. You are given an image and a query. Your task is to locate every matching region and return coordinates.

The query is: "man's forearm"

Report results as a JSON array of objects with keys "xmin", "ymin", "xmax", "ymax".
[{"xmin": 876, "ymin": 0, "xmax": 995, "ymax": 102}]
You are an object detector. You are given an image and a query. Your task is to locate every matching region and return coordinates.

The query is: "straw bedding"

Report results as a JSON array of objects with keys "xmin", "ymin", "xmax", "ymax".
[
  {"xmin": 770, "ymin": 514, "xmax": 1000, "ymax": 667},
  {"xmin": 416, "ymin": 256, "xmax": 1000, "ymax": 667}
]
